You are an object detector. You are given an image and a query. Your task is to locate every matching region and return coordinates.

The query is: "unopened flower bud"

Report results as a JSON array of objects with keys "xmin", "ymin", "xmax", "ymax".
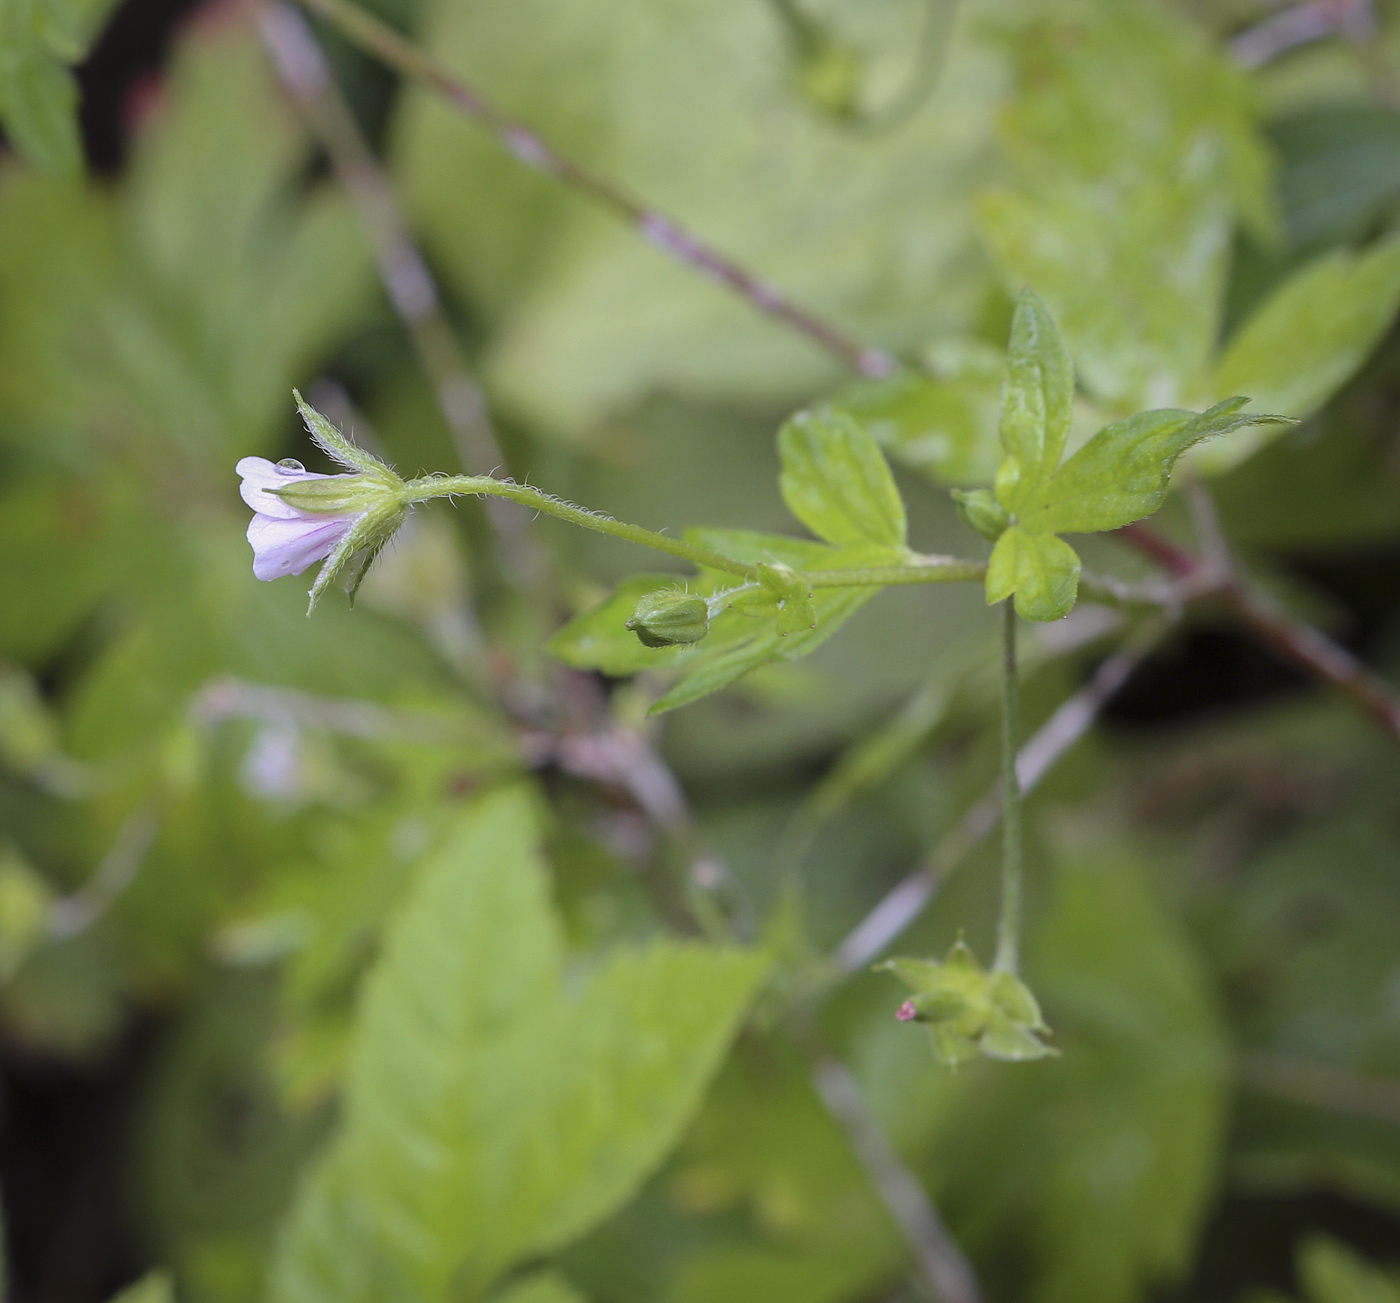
[
  {"xmin": 952, "ymin": 488, "xmax": 1010, "ymax": 542},
  {"xmin": 626, "ymin": 590, "xmax": 710, "ymax": 648}
]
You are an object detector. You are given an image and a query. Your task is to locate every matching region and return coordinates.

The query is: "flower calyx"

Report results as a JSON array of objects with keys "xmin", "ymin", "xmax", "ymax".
[
  {"xmin": 236, "ymin": 392, "xmax": 412, "ymax": 614},
  {"xmin": 878, "ymin": 939, "xmax": 1055, "ymax": 1067},
  {"xmin": 626, "ymin": 589, "xmax": 711, "ymax": 648}
]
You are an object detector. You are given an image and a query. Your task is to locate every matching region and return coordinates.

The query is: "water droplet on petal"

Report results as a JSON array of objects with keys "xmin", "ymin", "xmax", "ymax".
[{"xmin": 275, "ymin": 459, "xmax": 305, "ymax": 475}]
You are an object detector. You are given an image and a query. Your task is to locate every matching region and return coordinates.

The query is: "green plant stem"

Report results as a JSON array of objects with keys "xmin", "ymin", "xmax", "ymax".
[
  {"xmin": 406, "ymin": 475, "xmax": 985, "ymax": 587},
  {"xmin": 992, "ymin": 599, "xmax": 1022, "ymax": 975},
  {"xmin": 295, "ymin": 0, "xmax": 895, "ymax": 378}
]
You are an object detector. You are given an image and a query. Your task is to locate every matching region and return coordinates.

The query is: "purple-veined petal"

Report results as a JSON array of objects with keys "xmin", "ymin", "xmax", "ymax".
[{"xmin": 247, "ymin": 512, "xmax": 361, "ymax": 581}]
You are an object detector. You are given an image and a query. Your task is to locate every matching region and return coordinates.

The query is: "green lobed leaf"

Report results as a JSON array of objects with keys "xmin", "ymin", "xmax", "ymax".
[
  {"xmin": 1021, "ymin": 399, "xmax": 1290, "ymax": 535},
  {"xmin": 0, "ymin": 0, "xmax": 119, "ymax": 178},
  {"xmin": 985, "ymin": 525, "xmax": 1080, "ymax": 623},
  {"xmin": 1199, "ymin": 234, "xmax": 1400, "ymax": 474},
  {"xmin": 995, "ymin": 289, "xmax": 1074, "ymax": 514},
  {"xmin": 270, "ymin": 789, "xmax": 766, "ymax": 1302},
  {"xmin": 778, "ymin": 406, "xmax": 907, "ymax": 549}
]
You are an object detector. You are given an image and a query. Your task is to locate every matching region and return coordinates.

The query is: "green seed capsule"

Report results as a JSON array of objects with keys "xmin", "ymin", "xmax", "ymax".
[{"xmin": 626, "ymin": 591, "xmax": 710, "ymax": 648}]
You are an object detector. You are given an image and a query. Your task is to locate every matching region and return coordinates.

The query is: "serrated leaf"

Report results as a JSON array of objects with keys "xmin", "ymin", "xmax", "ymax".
[
  {"xmin": 1199, "ymin": 235, "xmax": 1400, "ymax": 474},
  {"xmin": 985, "ymin": 526, "xmax": 1080, "ymax": 623},
  {"xmin": 1022, "ymin": 399, "xmax": 1289, "ymax": 535},
  {"xmin": 996, "ymin": 289, "xmax": 1074, "ymax": 513},
  {"xmin": 778, "ymin": 407, "xmax": 906, "ymax": 549},
  {"xmin": 648, "ymin": 585, "xmax": 877, "ymax": 715},
  {"xmin": 648, "ymin": 634, "xmax": 780, "ymax": 716},
  {"xmin": 270, "ymin": 789, "xmax": 765, "ymax": 1302}
]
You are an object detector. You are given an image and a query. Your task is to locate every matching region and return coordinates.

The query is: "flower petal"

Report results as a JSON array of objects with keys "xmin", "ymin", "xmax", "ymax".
[
  {"xmin": 237, "ymin": 456, "xmax": 348, "ymax": 520},
  {"xmin": 247, "ymin": 512, "xmax": 361, "ymax": 581}
]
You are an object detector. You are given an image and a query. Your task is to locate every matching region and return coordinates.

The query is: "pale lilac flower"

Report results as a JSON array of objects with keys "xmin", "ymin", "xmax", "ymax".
[{"xmin": 236, "ymin": 456, "xmax": 364, "ymax": 582}]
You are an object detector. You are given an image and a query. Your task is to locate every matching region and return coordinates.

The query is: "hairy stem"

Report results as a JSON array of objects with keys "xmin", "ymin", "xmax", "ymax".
[
  {"xmin": 406, "ymin": 473, "xmax": 985, "ymax": 586},
  {"xmin": 294, "ymin": 0, "xmax": 896, "ymax": 378},
  {"xmin": 992, "ymin": 600, "xmax": 1022, "ymax": 975}
]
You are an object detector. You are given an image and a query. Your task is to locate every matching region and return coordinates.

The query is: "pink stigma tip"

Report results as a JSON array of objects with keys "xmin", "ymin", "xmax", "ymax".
[{"xmin": 896, "ymin": 1000, "xmax": 918, "ymax": 1023}]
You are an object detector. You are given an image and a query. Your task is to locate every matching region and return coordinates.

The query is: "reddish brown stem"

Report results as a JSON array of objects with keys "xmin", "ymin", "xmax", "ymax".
[
  {"xmin": 296, "ymin": 0, "xmax": 897, "ymax": 379},
  {"xmin": 1118, "ymin": 522, "xmax": 1400, "ymax": 741}
]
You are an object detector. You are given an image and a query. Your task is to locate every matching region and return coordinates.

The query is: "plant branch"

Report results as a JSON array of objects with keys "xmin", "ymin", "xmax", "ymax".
[
  {"xmin": 1117, "ymin": 521, "xmax": 1400, "ymax": 742},
  {"xmin": 830, "ymin": 621, "xmax": 1165, "ymax": 978},
  {"xmin": 48, "ymin": 808, "xmax": 160, "ymax": 939},
  {"xmin": 796, "ymin": 1023, "xmax": 981, "ymax": 1303},
  {"xmin": 293, "ymin": 0, "xmax": 897, "ymax": 378}
]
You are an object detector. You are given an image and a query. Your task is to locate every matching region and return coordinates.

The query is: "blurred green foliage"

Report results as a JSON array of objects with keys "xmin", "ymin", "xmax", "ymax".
[{"xmin": 2, "ymin": 1, "xmax": 1400, "ymax": 1303}]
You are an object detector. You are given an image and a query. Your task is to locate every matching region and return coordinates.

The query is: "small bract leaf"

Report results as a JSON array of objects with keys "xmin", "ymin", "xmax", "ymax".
[
  {"xmin": 986, "ymin": 526, "xmax": 1081, "ymax": 623},
  {"xmin": 779, "ymin": 406, "xmax": 907, "ymax": 549}
]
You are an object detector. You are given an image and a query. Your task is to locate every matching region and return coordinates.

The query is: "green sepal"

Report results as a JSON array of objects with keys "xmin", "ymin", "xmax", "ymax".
[
  {"xmin": 549, "ymin": 576, "xmax": 703, "ymax": 676},
  {"xmin": 306, "ymin": 506, "xmax": 407, "ymax": 615},
  {"xmin": 293, "ymin": 389, "xmax": 400, "ymax": 477},
  {"xmin": 271, "ymin": 473, "xmax": 406, "ymax": 517},
  {"xmin": 985, "ymin": 526, "xmax": 1081, "ymax": 623}
]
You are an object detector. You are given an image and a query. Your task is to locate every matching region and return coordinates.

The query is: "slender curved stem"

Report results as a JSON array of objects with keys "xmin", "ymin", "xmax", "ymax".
[
  {"xmin": 295, "ymin": 0, "xmax": 896, "ymax": 378},
  {"xmin": 406, "ymin": 474, "xmax": 985, "ymax": 586},
  {"xmin": 831, "ymin": 619, "xmax": 1167, "ymax": 978},
  {"xmin": 992, "ymin": 600, "xmax": 1022, "ymax": 975}
]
